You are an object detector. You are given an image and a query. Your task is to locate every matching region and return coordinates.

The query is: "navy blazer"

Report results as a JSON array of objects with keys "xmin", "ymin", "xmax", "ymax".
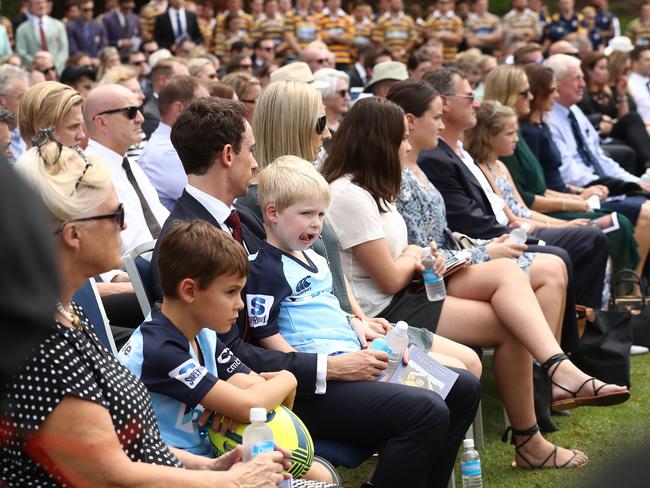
[
  {"xmin": 151, "ymin": 189, "xmax": 319, "ymax": 396},
  {"xmin": 66, "ymin": 19, "xmax": 108, "ymax": 57},
  {"xmin": 418, "ymin": 138, "xmax": 511, "ymax": 239},
  {"xmin": 153, "ymin": 9, "xmax": 203, "ymax": 49},
  {"xmin": 103, "ymin": 10, "xmax": 141, "ymax": 48}
]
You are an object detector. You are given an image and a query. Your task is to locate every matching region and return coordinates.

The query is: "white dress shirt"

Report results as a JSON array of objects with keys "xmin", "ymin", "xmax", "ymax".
[
  {"xmin": 31, "ymin": 15, "xmax": 48, "ymax": 37},
  {"xmin": 185, "ymin": 183, "xmax": 328, "ymax": 394},
  {"xmin": 547, "ymin": 102, "xmax": 639, "ymax": 187},
  {"xmin": 455, "ymin": 140, "xmax": 510, "ymax": 226},
  {"xmin": 138, "ymin": 122, "xmax": 186, "ymax": 211},
  {"xmin": 86, "ymin": 139, "xmax": 169, "ymax": 281},
  {"xmin": 167, "ymin": 7, "xmax": 187, "ymax": 38},
  {"xmin": 628, "ymin": 71, "xmax": 650, "ymax": 124}
]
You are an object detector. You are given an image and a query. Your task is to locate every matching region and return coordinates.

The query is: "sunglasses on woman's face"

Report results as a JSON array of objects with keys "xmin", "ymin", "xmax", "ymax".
[
  {"xmin": 315, "ymin": 115, "xmax": 327, "ymax": 135},
  {"xmin": 55, "ymin": 203, "xmax": 125, "ymax": 234}
]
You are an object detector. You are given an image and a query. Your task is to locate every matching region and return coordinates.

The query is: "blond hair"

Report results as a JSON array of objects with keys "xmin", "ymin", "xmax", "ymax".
[
  {"xmin": 483, "ymin": 64, "xmax": 526, "ymax": 109},
  {"xmin": 253, "ymin": 80, "xmax": 322, "ymax": 168},
  {"xmin": 15, "ymin": 141, "xmax": 112, "ymax": 225},
  {"xmin": 99, "ymin": 65, "xmax": 138, "ymax": 85},
  {"xmin": 464, "ymin": 100, "xmax": 517, "ymax": 165},
  {"xmin": 18, "ymin": 81, "xmax": 83, "ymax": 146},
  {"xmin": 187, "ymin": 57, "xmax": 213, "ymax": 77},
  {"xmin": 257, "ymin": 155, "xmax": 331, "ymax": 218}
]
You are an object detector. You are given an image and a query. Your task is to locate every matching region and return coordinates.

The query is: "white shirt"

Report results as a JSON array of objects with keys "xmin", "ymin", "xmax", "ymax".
[
  {"xmin": 455, "ymin": 140, "xmax": 509, "ymax": 226},
  {"xmin": 31, "ymin": 15, "xmax": 48, "ymax": 37},
  {"xmin": 167, "ymin": 7, "xmax": 187, "ymax": 38},
  {"xmin": 547, "ymin": 102, "xmax": 639, "ymax": 187},
  {"xmin": 628, "ymin": 71, "xmax": 650, "ymax": 124},
  {"xmin": 86, "ymin": 139, "xmax": 169, "ymax": 281},
  {"xmin": 185, "ymin": 183, "xmax": 329, "ymax": 394}
]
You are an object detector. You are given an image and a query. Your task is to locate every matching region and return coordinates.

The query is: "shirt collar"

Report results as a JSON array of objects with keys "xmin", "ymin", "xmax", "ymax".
[
  {"xmin": 552, "ymin": 102, "xmax": 571, "ymax": 117},
  {"xmin": 185, "ymin": 184, "xmax": 235, "ymax": 227},
  {"xmin": 86, "ymin": 138, "xmax": 124, "ymax": 172}
]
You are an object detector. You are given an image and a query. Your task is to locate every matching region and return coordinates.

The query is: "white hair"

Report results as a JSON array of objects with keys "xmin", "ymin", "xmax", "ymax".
[
  {"xmin": 0, "ymin": 65, "xmax": 28, "ymax": 96},
  {"xmin": 544, "ymin": 54, "xmax": 581, "ymax": 81},
  {"xmin": 313, "ymin": 68, "xmax": 350, "ymax": 99}
]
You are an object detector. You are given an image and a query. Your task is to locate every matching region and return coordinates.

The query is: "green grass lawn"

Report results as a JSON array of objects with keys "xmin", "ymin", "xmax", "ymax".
[{"xmin": 339, "ymin": 354, "xmax": 650, "ymax": 487}]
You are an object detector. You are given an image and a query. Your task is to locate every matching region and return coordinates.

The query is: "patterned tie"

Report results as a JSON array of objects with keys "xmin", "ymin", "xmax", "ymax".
[
  {"xmin": 38, "ymin": 18, "xmax": 48, "ymax": 51},
  {"xmin": 225, "ymin": 209, "xmax": 244, "ymax": 245},
  {"xmin": 567, "ymin": 110, "xmax": 606, "ymax": 177},
  {"xmin": 121, "ymin": 157, "xmax": 161, "ymax": 238}
]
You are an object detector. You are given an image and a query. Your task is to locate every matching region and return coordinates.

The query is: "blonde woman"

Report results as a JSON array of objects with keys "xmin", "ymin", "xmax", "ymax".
[
  {"xmin": 99, "ymin": 65, "xmax": 146, "ymax": 105},
  {"xmin": 187, "ymin": 57, "xmax": 219, "ymax": 81},
  {"xmin": 222, "ymin": 72, "xmax": 262, "ymax": 123},
  {"xmin": 483, "ymin": 65, "xmax": 643, "ymax": 276},
  {"xmin": 18, "ymin": 81, "xmax": 85, "ymax": 149},
  {"xmin": 7, "ymin": 137, "xmax": 291, "ymax": 487}
]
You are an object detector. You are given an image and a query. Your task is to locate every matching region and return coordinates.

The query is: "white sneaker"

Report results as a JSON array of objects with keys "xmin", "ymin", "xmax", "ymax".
[{"xmin": 630, "ymin": 345, "xmax": 649, "ymax": 356}]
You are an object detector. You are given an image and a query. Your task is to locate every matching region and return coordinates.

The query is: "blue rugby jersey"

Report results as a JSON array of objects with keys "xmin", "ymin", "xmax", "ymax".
[
  {"xmin": 118, "ymin": 307, "xmax": 251, "ymax": 455},
  {"xmin": 246, "ymin": 241, "xmax": 361, "ymax": 355}
]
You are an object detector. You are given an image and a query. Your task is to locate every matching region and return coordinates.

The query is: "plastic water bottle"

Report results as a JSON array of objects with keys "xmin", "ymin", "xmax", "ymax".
[
  {"xmin": 422, "ymin": 248, "xmax": 446, "ymax": 301},
  {"xmin": 383, "ymin": 321, "xmax": 409, "ymax": 376},
  {"xmin": 242, "ymin": 408, "xmax": 274, "ymax": 462},
  {"xmin": 369, "ymin": 338, "xmax": 393, "ymax": 380},
  {"xmin": 506, "ymin": 222, "xmax": 531, "ymax": 244},
  {"xmin": 460, "ymin": 438, "xmax": 483, "ymax": 487}
]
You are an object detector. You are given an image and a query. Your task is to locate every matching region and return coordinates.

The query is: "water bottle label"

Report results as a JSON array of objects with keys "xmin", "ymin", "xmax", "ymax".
[
  {"xmin": 251, "ymin": 440, "xmax": 275, "ymax": 457},
  {"xmin": 423, "ymin": 269, "xmax": 440, "ymax": 284},
  {"xmin": 461, "ymin": 460, "xmax": 481, "ymax": 477}
]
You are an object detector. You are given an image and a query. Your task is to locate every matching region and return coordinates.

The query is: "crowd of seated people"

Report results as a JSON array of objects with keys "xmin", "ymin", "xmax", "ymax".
[{"xmin": 5, "ymin": 0, "xmax": 650, "ymax": 485}]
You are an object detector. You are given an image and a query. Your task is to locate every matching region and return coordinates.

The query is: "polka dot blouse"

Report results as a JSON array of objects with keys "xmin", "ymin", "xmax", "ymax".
[{"xmin": 0, "ymin": 303, "xmax": 181, "ymax": 487}]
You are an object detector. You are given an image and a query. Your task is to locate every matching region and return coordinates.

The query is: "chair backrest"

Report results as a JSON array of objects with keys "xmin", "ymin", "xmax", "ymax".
[
  {"xmin": 73, "ymin": 278, "xmax": 118, "ymax": 355},
  {"xmin": 123, "ymin": 240, "xmax": 157, "ymax": 318}
]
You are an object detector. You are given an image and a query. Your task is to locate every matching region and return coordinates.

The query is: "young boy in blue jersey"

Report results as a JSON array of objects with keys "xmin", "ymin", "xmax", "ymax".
[{"xmin": 118, "ymin": 220, "xmax": 301, "ymax": 460}]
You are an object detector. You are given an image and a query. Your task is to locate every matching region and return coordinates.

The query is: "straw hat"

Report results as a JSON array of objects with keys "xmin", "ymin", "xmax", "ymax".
[
  {"xmin": 364, "ymin": 61, "xmax": 408, "ymax": 92},
  {"xmin": 270, "ymin": 62, "xmax": 329, "ymax": 89}
]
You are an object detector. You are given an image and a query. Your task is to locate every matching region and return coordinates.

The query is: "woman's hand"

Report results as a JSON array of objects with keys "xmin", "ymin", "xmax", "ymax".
[
  {"xmin": 226, "ymin": 451, "xmax": 291, "ymax": 487},
  {"xmin": 598, "ymin": 114, "xmax": 614, "ymax": 136},
  {"xmin": 485, "ymin": 234, "xmax": 527, "ymax": 259},
  {"xmin": 580, "ymin": 185, "xmax": 609, "ymax": 201},
  {"xmin": 561, "ymin": 218, "xmax": 589, "ymax": 227},
  {"xmin": 429, "ymin": 242, "xmax": 446, "ymax": 275},
  {"xmin": 208, "ymin": 445, "xmax": 244, "ymax": 471}
]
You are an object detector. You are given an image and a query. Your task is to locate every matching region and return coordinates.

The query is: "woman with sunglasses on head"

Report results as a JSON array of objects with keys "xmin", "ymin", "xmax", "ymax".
[
  {"xmin": 4, "ymin": 135, "xmax": 291, "ymax": 487},
  {"xmin": 484, "ymin": 64, "xmax": 642, "ymax": 278},
  {"xmin": 322, "ymin": 96, "xmax": 630, "ymax": 471}
]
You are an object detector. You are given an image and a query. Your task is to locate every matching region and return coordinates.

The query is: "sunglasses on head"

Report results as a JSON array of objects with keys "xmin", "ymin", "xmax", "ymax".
[
  {"xmin": 315, "ymin": 115, "xmax": 327, "ymax": 134},
  {"xmin": 94, "ymin": 106, "xmax": 139, "ymax": 119},
  {"xmin": 55, "ymin": 203, "xmax": 125, "ymax": 234}
]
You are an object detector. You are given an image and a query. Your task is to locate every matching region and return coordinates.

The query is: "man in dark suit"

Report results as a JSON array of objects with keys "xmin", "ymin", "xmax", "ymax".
[
  {"xmin": 66, "ymin": 0, "xmax": 108, "ymax": 57},
  {"xmin": 150, "ymin": 96, "xmax": 481, "ymax": 488},
  {"xmin": 420, "ymin": 67, "xmax": 609, "ymax": 321},
  {"xmin": 153, "ymin": 0, "xmax": 202, "ymax": 50},
  {"xmin": 103, "ymin": 0, "xmax": 142, "ymax": 53}
]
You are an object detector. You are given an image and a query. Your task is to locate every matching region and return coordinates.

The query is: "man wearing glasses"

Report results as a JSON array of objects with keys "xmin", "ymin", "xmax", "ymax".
[
  {"xmin": 66, "ymin": 0, "xmax": 108, "ymax": 58},
  {"xmin": 84, "ymin": 83, "xmax": 169, "ymax": 284}
]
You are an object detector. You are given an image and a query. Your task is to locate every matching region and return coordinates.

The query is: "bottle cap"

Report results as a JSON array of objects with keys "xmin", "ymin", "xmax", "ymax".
[
  {"xmin": 395, "ymin": 321, "xmax": 408, "ymax": 332},
  {"xmin": 422, "ymin": 247, "xmax": 432, "ymax": 256},
  {"xmin": 250, "ymin": 407, "xmax": 267, "ymax": 422},
  {"xmin": 463, "ymin": 438, "xmax": 475, "ymax": 449}
]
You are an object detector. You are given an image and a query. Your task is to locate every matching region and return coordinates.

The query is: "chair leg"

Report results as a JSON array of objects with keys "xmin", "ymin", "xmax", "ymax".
[
  {"xmin": 447, "ymin": 468, "xmax": 456, "ymax": 488},
  {"xmin": 471, "ymin": 400, "xmax": 485, "ymax": 451}
]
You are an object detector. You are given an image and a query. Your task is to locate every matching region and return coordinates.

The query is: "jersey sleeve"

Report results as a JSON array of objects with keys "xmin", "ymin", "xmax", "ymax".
[
  {"xmin": 215, "ymin": 339, "xmax": 252, "ymax": 379},
  {"xmin": 139, "ymin": 327, "xmax": 218, "ymax": 408},
  {"xmin": 245, "ymin": 247, "xmax": 293, "ymax": 341}
]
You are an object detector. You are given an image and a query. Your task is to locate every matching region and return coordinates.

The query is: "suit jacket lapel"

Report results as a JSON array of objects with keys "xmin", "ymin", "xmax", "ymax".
[{"xmin": 177, "ymin": 190, "xmax": 222, "ymax": 229}]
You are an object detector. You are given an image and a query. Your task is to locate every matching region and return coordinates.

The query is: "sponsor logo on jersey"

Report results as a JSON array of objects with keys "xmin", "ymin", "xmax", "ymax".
[
  {"xmin": 295, "ymin": 277, "xmax": 312, "ymax": 295},
  {"xmin": 168, "ymin": 358, "xmax": 208, "ymax": 389},
  {"xmin": 246, "ymin": 294, "xmax": 274, "ymax": 327}
]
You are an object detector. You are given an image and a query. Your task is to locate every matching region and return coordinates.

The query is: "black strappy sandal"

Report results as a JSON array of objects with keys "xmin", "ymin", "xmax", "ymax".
[
  {"xmin": 502, "ymin": 424, "xmax": 587, "ymax": 469},
  {"xmin": 542, "ymin": 353, "xmax": 630, "ymax": 411}
]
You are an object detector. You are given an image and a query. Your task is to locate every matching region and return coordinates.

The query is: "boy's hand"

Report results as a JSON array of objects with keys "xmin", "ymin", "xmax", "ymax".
[
  {"xmin": 198, "ymin": 409, "xmax": 241, "ymax": 435},
  {"xmin": 364, "ymin": 316, "xmax": 391, "ymax": 335}
]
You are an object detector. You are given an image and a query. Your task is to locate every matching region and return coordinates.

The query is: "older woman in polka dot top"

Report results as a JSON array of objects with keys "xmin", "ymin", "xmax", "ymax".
[{"xmin": 2, "ymin": 133, "xmax": 290, "ymax": 487}]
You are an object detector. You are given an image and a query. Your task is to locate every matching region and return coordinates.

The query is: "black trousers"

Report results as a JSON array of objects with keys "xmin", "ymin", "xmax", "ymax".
[
  {"xmin": 294, "ymin": 369, "xmax": 481, "ymax": 488},
  {"xmin": 611, "ymin": 112, "xmax": 650, "ymax": 175}
]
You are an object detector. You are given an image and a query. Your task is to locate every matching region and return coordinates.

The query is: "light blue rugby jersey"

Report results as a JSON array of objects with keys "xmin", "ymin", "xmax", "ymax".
[
  {"xmin": 118, "ymin": 307, "xmax": 250, "ymax": 456},
  {"xmin": 246, "ymin": 241, "xmax": 361, "ymax": 355}
]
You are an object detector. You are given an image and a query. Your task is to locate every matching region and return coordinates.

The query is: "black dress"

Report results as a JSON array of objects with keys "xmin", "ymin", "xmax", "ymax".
[{"xmin": 0, "ymin": 304, "xmax": 181, "ymax": 487}]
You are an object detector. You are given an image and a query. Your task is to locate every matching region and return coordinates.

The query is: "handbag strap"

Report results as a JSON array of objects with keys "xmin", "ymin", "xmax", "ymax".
[{"xmin": 613, "ymin": 269, "xmax": 646, "ymax": 304}]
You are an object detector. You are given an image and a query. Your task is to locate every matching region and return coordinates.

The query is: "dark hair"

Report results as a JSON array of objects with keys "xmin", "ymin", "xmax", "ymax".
[
  {"xmin": 580, "ymin": 51, "xmax": 606, "ymax": 84},
  {"xmin": 406, "ymin": 50, "xmax": 430, "ymax": 71},
  {"xmin": 364, "ymin": 46, "xmax": 393, "ymax": 71},
  {"xmin": 171, "ymin": 97, "xmax": 247, "ymax": 175},
  {"xmin": 631, "ymin": 45, "xmax": 650, "ymax": 62},
  {"xmin": 422, "ymin": 67, "xmax": 465, "ymax": 96},
  {"xmin": 66, "ymin": 52, "xmax": 92, "ymax": 67},
  {"xmin": 224, "ymin": 12, "xmax": 241, "ymax": 31},
  {"xmin": 158, "ymin": 75, "xmax": 201, "ymax": 116},
  {"xmin": 320, "ymin": 97, "xmax": 405, "ymax": 212},
  {"xmin": 386, "ymin": 79, "xmax": 439, "ymax": 117},
  {"xmin": 204, "ymin": 80, "xmax": 236, "ymax": 99},
  {"xmin": 513, "ymin": 42, "xmax": 542, "ymax": 65},
  {"xmin": 158, "ymin": 220, "xmax": 249, "ymax": 299},
  {"xmin": 59, "ymin": 64, "xmax": 96, "ymax": 86},
  {"xmin": 0, "ymin": 106, "xmax": 16, "ymax": 126},
  {"xmin": 225, "ymin": 54, "xmax": 252, "ymax": 74},
  {"xmin": 524, "ymin": 63, "xmax": 555, "ymax": 117}
]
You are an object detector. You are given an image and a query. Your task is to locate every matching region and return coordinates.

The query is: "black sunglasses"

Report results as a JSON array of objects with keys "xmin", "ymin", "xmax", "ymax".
[
  {"xmin": 337, "ymin": 89, "xmax": 349, "ymax": 97},
  {"xmin": 37, "ymin": 65, "xmax": 56, "ymax": 74},
  {"xmin": 518, "ymin": 88, "xmax": 531, "ymax": 98},
  {"xmin": 95, "ymin": 106, "xmax": 139, "ymax": 119},
  {"xmin": 55, "ymin": 203, "xmax": 125, "ymax": 234},
  {"xmin": 315, "ymin": 115, "xmax": 327, "ymax": 135}
]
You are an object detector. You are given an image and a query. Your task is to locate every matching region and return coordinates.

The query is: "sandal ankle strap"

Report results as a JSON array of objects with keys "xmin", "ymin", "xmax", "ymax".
[
  {"xmin": 501, "ymin": 424, "xmax": 540, "ymax": 446},
  {"xmin": 541, "ymin": 353, "xmax": 568, "ymax": 376}
]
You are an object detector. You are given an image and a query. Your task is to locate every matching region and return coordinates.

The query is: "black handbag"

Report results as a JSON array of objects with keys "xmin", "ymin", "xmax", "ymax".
[
  {"xmin": 570, "ymin": 308, "xmax": 632, "ymax": 388},
  {"xmin": 611, "ymin": 270, "xmax": 650, "ymax": 348}
]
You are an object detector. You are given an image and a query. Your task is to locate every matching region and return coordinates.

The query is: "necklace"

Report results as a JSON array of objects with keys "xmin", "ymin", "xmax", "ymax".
[{"xmin": 56, "ymin": 301, "xmax": 83, "ymax": 330}]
